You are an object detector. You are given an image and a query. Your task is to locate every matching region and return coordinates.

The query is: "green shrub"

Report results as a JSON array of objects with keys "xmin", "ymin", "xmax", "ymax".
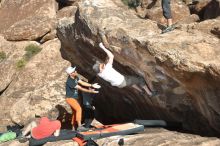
[
  {"xmin": 0, "ymin": 51, "xmax": 6, "ymax": 61},
  {"xmin": 121, "ymin": 0, "xmax": 140, "ymax": 8},
  {"xmin": 16, "ymin": 59, "xmax": 27, "ymax": 69},
  {"xmin": 24, "ymin": 44, "xmax": 42, "ymax": 61},
  {"xmin": 15, "ymin": 44, "xmax": 41, "ymax": 69}
]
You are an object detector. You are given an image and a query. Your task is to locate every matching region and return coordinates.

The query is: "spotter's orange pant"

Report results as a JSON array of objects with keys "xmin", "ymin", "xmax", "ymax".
[{"xmin": 66, "ymin": 98, "xmax": 82, "ymax": 126}]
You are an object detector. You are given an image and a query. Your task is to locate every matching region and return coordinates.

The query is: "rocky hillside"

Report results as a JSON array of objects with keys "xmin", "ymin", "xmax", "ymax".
[
  {"xmin": 0, "ymin": 0, "xmax": 77, "ymax": 129},
  {"xmin": 0, "ymin": 0, "xmax": 220, "ymax": 145}
]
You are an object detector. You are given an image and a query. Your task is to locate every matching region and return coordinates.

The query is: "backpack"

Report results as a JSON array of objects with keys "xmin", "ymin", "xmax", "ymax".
[
  {"xmin": 7, "ymin": 124, "xmax": 23, "ymax": 136},
  {"xmin": 0, "ymin": 131, "xmax": 16, "ymax": 143}
]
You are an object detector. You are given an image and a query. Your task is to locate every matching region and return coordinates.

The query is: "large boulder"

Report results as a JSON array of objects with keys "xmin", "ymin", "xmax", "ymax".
[
  {"xmin": 0, "ymin": 36, "xmax": 39, "ymax": 93},
  {"xmin": 0, "ymin": 1, "xmax": 80, "ymax": 128},
  {"xmin": 190, "ymin": 0, "xmax": 220, "ymax": 20},
  {"xmin": 0, "ymin": 0, "xmax": 57, "ymax": 41},
  {"xmin": 190, "ymin": 0, "xmax": 210, "ymax": 19},
  {"xmin": 57, "ymin": 0, "xmax": 220, "ymax": 136},
  {"xmin": 0, "ymin": 36, "xmax": 38, "ymax": 131},
  {"xmin": 39, "ymin": 5, "xmax": 78, "ymax": 43},
  {"xmin": 0, "ymin": 39, "xmax": 70, "ymax": 125},
  {"xmin": 57, "ymin": 6, "xmax": 78, "ymax": 20}
]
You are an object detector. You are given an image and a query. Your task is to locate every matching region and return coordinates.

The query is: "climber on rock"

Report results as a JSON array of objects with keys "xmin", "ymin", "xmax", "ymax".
[
  {"xmin": 65, "ymin": 66, "xmax": 100, "ymax": 132},
  {"xmin": 93, "ymin": 34, "xmax": 156, "ymax": 96}
]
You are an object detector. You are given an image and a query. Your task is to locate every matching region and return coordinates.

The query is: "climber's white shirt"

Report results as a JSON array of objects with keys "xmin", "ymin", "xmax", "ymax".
[{"xmin": 98, "ymin": 63, "xmax": 125, "ymax": 86}]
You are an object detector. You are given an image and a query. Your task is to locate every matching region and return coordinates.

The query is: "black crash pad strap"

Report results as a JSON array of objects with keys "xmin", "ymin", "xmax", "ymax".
[{"xmin": 29, "ymin": 130, "xmax": 76, "ymax": 146}]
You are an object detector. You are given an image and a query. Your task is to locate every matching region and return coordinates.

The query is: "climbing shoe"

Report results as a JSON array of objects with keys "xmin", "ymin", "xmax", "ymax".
[
  {"xmin": 98, "ymin": 28, "xmax": 110, "ymax": 48},
  {"xmin": 161, "ymin": 25, "xmax": 175, "ymax": 34},
  {"xmin": 77, "ymin": 126, "xmax": 89, "ymax": 132},
  {"xmin": 18, "ymin": 136, "xmax": 29, "ymax": 143},
  {"xmin": 149, "ymin": 90, "xmax": 159, "ymax": 98},
  {"xmin": 72, "ymin": 126, "xmax": 76, "ymax": 131}
]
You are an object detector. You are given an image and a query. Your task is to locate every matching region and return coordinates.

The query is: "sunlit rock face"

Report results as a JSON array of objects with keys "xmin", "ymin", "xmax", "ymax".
[
  {"xmin": 0, "ymin": 0, "xmax": 57, "ymax": 41},
  {"xmin": 0, "ymin": 39, "xmax": 70, "ymax": 128},
  {"xmin": 0, "ymin": 0, "xmax": 79, "ymax": 130},
  {"xmin": 57, "ymin": 0, "xmax": 220, "ymax": 136}
]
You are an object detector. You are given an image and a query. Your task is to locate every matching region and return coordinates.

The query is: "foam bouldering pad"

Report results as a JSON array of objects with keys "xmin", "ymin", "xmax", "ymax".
[
  {"xmin": 77, "ymin": 123, "xmax": 144, "ymax": 140},
  {"xmin": 29, "ymin": 129, "xmax": 76, "ymax": 146},
  {"xmin": 134, "ymin": 120, "xmax": 167, "ymax": 127},
  {"xmin": 134, "ymin": 120, "xmax": 182, "ymax": 129}
]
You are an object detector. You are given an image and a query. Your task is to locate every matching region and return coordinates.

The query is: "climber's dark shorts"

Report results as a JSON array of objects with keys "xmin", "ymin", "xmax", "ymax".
[{"xmin": 118, "ymin": 76, "xmax": 145, "ymax": 88}]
